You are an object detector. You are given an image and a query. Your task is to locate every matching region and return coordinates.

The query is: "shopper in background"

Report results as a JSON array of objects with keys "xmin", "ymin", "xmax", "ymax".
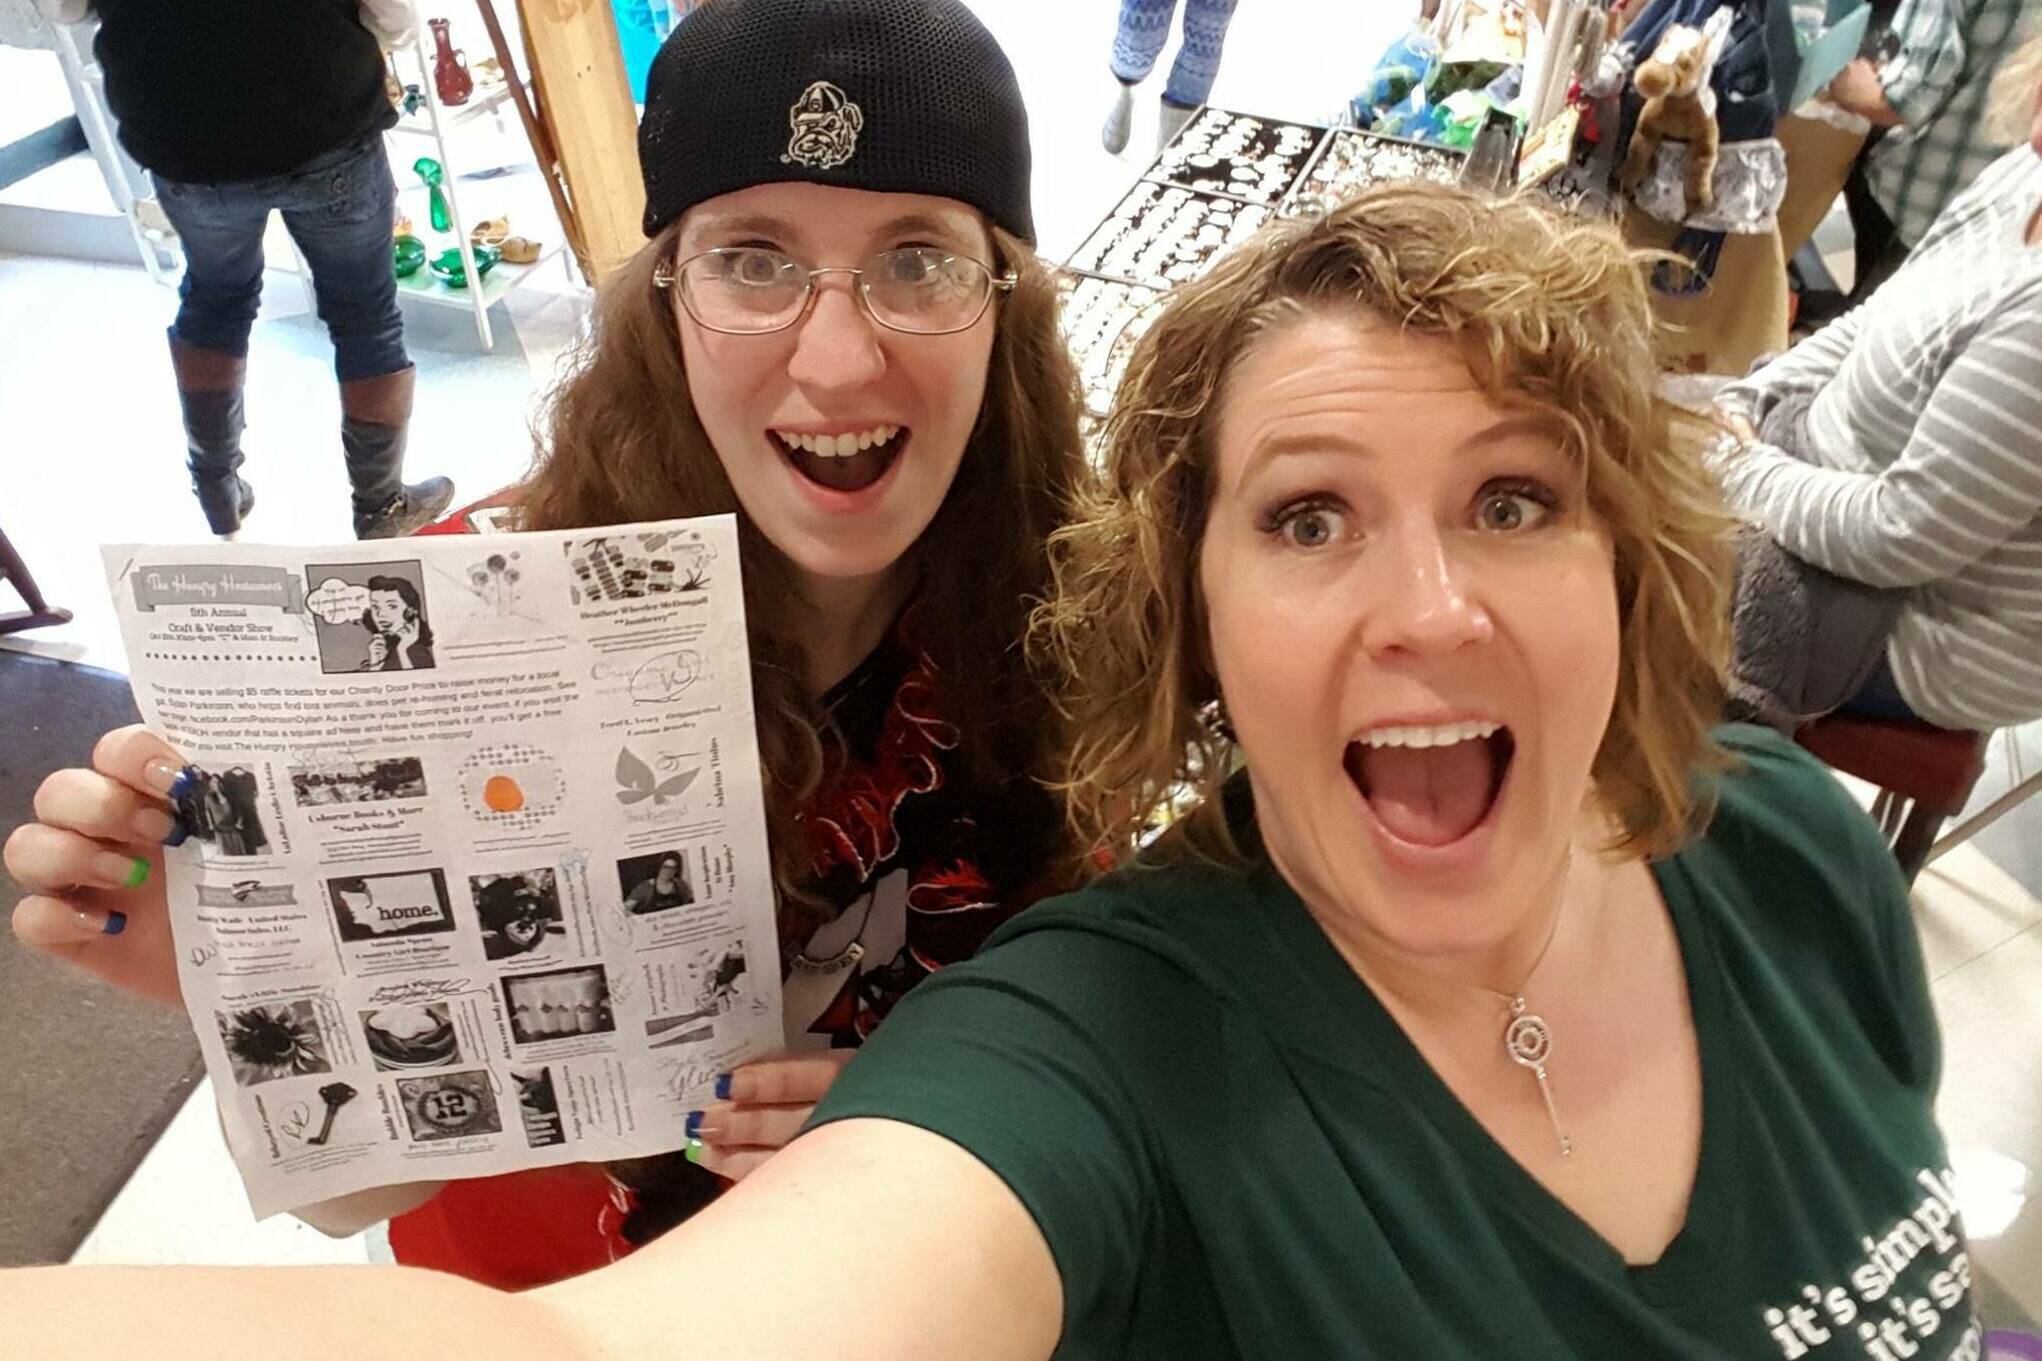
[
  {"xmin": 1827, "ymin": 0, "xmax": 2034, "ymax": 299},
  {"xmin": 1716, "ymin": 31, "xmax": 2042, "ymax": 732},
  {"xmin": 1101, "ymin": 0, "xmax": 1241, "ymax": 154},
  {"xmin": 31, "ymin": 0, "xmax": 453, "ymax": 539},
  {"xmin": 8, "ymin": 0, "xmax": 1086, "ymax": 1294}
]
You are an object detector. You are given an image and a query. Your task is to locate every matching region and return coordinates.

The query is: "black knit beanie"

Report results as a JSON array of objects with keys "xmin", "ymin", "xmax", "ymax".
[{"xmin": 638, "ymin": 0, "xmax": 1035, "ymax": 243}]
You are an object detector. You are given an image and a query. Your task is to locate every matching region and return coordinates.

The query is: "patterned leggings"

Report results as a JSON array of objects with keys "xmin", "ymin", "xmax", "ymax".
[{"xmin": 1110, "ymin": 0, "xmax": 1241, "ymax": 108}]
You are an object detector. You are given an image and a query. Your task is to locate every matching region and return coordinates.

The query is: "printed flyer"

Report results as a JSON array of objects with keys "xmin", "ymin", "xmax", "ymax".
[{"xmin": 101, "ymin": 515, "xmax": 780, "ymax": 1216}]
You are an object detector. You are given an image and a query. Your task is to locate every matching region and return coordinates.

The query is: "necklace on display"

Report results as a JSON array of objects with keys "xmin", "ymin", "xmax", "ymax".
[{"xmin": 1476, "ymin": 885, "xmax": 1573, "ymax": 1158}]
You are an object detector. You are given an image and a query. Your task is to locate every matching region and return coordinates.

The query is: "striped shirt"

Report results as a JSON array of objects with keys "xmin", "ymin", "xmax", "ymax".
[
  {"xmin": 1717, "ymin": 146, "xmax": 2042, "ymax": 732},
  {"xmin": 1863, "ymin": 0, "xmax": 2033, "ymax": 247}
]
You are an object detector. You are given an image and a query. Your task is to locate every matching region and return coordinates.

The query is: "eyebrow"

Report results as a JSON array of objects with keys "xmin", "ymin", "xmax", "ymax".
[
  {"xmin": 683, "ymin": 212, "xmax": 981, "ymax": 251},
  {"xmin": 1237, "ymin": 413, "xmax": 1563, "ymax": 485},
  {"xmin": 877, "ymin": 213, "xmax": 980, "ymax": 243}
]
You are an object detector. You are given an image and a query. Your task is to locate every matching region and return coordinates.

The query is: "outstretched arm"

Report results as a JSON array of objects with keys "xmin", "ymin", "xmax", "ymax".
[{"xmin": 1, "ymin": 1119, "xmax": 1064, "ymax": 1361}]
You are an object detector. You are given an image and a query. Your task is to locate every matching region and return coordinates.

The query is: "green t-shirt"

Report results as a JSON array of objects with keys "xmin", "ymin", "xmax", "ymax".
[{"xmin": 811, "ymin": 726, "xmax": 1982, "ymax": 1358}]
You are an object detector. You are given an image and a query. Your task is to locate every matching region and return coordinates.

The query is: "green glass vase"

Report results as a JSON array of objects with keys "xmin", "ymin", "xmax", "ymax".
[{"xmin": 412, "ymin": 157, "xmax": 451, "ymax": 234}]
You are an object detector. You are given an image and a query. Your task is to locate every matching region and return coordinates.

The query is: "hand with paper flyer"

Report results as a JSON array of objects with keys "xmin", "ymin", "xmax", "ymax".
[{"xmin": 86, "ymin": 514, "xmax": 781, "ymax": 1216}]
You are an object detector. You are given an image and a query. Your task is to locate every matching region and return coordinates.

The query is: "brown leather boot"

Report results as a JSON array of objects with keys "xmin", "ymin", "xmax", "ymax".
[
  {"xmin": 341, "ymin": 366, "xmax": 454, "ymax": 539},
  {"xmin": 170, "ymin": 335, "xmax": 255, "ymax": 536}
]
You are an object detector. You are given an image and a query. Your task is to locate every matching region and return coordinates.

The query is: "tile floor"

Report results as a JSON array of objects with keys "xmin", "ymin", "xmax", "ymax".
[{"xmin": 2, "ymin": 0, "xmax": 2037, "ymax": 1326}]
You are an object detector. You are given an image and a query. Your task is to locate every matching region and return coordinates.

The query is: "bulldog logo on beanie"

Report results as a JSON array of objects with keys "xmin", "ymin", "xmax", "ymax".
[{"xmin": 782, "ymin": 81, "xmax": 864, "ymax": 170}]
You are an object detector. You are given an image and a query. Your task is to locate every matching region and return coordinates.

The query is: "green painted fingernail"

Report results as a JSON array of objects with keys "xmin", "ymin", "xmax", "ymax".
[
  {"xmin": 123, "ymin": 856, "xmax": 151, "ymax": 889},
  {"xmin": 683, "ymin": 1138, "xmax": 703, "ymax": 1165}
]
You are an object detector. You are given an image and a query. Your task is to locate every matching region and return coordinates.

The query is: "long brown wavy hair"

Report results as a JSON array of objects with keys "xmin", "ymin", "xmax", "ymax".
[
  {"xmin": 520, "ymin": 223, "xmax": 1086, "ymax": 925},
  {"xmin": 519, "ymin": 221, "xmax": 1084, "ymax": 1239},
  {"xmin": 1033, "ymin": 183, "xmax": 1737, "ymax": 873}
]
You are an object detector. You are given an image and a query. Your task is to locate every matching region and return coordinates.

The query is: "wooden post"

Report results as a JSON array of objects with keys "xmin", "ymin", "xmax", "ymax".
[
  {"xmin": 515, "ymin": 0, "xmax": 647, "ymax": 283},
  {"xmin": 475, "ymin": 0, "xmax": 590, "ymax": 275}
]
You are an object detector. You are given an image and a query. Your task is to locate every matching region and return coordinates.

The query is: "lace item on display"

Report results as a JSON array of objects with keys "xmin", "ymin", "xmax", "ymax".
[{"xmin": 1629, "ymin": 137, "xmax": 1788, "ymax": 234}]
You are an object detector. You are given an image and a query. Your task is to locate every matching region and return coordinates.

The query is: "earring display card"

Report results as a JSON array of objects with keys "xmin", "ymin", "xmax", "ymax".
[
  {"xmin": 1058, "ymin": 274, "xmax": 1168, "ymax": 419},
  {"xmin": 1147, "ymin": 107, "xmax": 1329, "ymax": 206},
  {"xmin": 1291, "ymin": 128, "xmax": 1468, "ymax": 207},
  {"xmin": 1067, "ymin": 182, "xmax": 1273, "ymax": 291}
]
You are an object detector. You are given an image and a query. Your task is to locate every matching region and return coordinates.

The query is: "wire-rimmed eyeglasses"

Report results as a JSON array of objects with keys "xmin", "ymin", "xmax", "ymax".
[{"xmin": 652, "ymin": 245, "xmax": 1018, "ymax": 336}]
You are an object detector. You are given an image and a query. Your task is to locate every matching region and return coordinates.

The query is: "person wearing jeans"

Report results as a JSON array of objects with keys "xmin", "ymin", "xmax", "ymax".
[
  {"xmin": 1101, "ymin": 0, "xmax": 1241, "ymax": 155},
  {"xmin": 35, "ymin": 0, "xmax": 452, "ymax": 539}
]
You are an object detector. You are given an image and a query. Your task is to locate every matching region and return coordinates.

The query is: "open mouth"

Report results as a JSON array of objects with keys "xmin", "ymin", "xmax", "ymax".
[
  {"xmin": 1343, "ymin": 721, "xmax": 1516, "ymax": 849},
  {"xmin": 771, "ymin": 424, "xmax": 908, "ymax": 495}
]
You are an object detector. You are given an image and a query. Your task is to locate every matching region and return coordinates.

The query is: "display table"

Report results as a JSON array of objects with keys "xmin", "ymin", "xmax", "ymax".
[
  {"xmin": 1057, "ymin": 103, "xmax": 1785, "ymax": 401},
  {"xmin": 1058, "ymin": 109, "xmax": 1485, "ymax": 423}
]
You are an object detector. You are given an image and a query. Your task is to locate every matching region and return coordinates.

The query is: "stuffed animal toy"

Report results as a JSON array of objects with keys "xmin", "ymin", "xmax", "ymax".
[{"xmin": 1618, "ymin": 23, "xmax": 1719, "ymax": 213}]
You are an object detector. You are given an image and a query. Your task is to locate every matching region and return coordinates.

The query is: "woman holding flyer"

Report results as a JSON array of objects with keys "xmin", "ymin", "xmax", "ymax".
[{"xmin": 5, "ymin": 0, "xmax": 1084, "ymax": 1288}]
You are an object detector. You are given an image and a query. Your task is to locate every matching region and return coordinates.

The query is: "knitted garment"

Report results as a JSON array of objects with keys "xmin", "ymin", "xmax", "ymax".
[{"xmin": 638, "ymin": 0, "xmax": 1034, "ymax": 241}]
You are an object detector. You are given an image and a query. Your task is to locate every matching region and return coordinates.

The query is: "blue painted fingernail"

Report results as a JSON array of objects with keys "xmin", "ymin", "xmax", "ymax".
[
  {"xmin": 684, "ymin": 1109, "xmax": 703, "ymax": 1139},
  {"xmin": 166, "ymin": 766, "xmax": 200, "ymax": 803},
  {"xmin": 683, "ymin": 1138, "xmax": 703, "ymax": 1165},
  {"xmin": 161, "ymin": 813, "xmax": 192, "ymax": 848},
  {"xmin": 713, "ymin": 1072, "xmax": 732, "ymax": 1100},
  {"xmin": 102, "ymin": 910, "xmax": 128, "ymax": 936}
]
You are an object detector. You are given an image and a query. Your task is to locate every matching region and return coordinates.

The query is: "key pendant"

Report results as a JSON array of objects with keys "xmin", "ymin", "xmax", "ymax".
[{"xmin": 1503, "ymin": 997, "xmax": 1574, "ymax": 1157}]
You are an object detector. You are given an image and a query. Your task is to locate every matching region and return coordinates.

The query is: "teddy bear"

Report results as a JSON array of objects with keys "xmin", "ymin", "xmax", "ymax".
[{"xmin": 1617, "ymin": 23, "xmax": 1719, "ymax": 214}]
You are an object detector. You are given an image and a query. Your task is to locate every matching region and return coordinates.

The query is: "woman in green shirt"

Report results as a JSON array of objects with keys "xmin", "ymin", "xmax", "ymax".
[{"xmin": 1, "ymin": 184, "xmax": 1975, "ymax": 1360}]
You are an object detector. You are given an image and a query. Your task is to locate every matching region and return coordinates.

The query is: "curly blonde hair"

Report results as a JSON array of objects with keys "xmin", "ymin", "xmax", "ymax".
[{"xmin": 1033, "ymin": 182, "xmax": 1736, "ymax": 870}]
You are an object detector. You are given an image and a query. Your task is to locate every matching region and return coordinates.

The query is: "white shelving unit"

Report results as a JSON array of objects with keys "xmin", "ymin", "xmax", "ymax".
[
  {"xmin": 380, "ymin": 14, "xmax": 576, "ymax": 349},
  {"xmin": 38, "ymin": 14, "xmax": 181, "ymax": 284}
]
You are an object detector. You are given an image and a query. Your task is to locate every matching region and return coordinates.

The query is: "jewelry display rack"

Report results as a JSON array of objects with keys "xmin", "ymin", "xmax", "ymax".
[
  {"xmin": 1058, "ymin": 107, "xmax": 1476, "ymax": 424},
  {"xmin": 1057, "ymin": 104, "xmax": 1609, "ymax": 426}
]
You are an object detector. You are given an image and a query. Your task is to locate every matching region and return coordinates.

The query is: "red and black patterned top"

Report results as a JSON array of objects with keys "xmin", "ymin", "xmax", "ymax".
[{"xmin": 782, "ymin": 610, "xmax": 1059, "ymax": 1049}]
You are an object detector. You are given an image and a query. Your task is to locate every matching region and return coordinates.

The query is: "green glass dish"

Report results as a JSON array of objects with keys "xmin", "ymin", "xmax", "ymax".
[
  {"xmin": 429, "ymin": 246, "xmax": 501, "ymax": 287},
  {"xmin": 393, "ymin": 235, "xmax": 427, "ymax": 278}
]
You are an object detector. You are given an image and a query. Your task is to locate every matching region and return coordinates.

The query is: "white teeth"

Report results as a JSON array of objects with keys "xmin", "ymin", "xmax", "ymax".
[
  {"xmin": 1357, "ymin": 721, "xmax": 1501, "ymax": 750},
  {"xmin": 775, "ymin": 425, "xmax": 902, "ymax": 457}
]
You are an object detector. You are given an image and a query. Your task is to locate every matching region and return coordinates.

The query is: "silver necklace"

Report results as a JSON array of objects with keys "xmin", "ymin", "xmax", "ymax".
[{"xmin": 1476, "ymin": 903, "xmax": 1573, "ymax": 1158}]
